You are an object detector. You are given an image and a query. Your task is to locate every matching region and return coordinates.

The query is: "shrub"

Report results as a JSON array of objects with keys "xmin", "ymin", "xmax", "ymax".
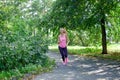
[{"xmin": 0, "ymin": 33, "xmax": 49, "ymax": 71}]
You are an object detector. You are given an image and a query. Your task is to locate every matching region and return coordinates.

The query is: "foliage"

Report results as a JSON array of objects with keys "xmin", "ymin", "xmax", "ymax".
[
  {"xmin": 0, "ymin": 32, "xmax": 48, "ymax": 71},
  {"xmin": 49, "ymin": 0, "xmax": 119, "ymax": 28},
  {"xmin": 0, "ymin": 0, "xmax": 55, "ymax": 76},
  {"xmin": 0, "ymin": 60, "xmax": 55, "ymax": 80}
]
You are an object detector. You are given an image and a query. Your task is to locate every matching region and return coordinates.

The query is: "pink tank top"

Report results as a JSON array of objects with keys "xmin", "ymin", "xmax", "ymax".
[{"xmin": 59, "ymin": 34, "xmax": 67, "ymax": 48}]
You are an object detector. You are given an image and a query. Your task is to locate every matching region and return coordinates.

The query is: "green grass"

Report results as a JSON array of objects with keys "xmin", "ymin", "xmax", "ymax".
[
  {"xmin": 0, "ymin": 59, "xmax": 55, "ymax": 80},
  {"xmin": 49, "ymin": 45, "xmax": 120, "ymax": 61}
]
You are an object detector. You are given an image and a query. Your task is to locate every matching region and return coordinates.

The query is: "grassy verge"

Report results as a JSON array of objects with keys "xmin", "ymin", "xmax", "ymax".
[
  {"xmin": 0, "ymin": 58, "xmax": 55, "ymax": 80},
  {"xmin": 49, "ymin": 45, "xmax": 120, "ymax": 61}
]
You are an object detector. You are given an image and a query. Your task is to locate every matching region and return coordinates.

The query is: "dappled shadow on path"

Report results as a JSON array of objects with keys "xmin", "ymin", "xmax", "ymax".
[
  {"xmin": 35, "ymin": 52, "xmax": 120, "ymax": 80},
  {"xmin": 66, "ymin": 55, "xmax": 120, "ymax": 80}
]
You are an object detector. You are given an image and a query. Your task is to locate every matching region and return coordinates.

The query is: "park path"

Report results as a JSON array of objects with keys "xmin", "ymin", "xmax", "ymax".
[{"xmin": 34, "ymin": 51, "xmax": 120, "ymax": 80}]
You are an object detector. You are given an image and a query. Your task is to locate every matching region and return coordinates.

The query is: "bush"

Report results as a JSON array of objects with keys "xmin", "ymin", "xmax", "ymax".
[{"xmin": 0, "ymin": 32, "xmax": 49, "ymax": 71}]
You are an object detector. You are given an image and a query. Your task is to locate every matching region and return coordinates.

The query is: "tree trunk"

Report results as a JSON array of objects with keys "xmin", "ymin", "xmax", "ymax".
[{"xmin": 101, "ymin": 16, "xmax": 107, "ymax": 54}]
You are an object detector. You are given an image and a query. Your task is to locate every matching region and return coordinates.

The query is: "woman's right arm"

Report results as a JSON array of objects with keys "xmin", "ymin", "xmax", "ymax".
[{"xmin": 58, "ymin": 35, "xmax": 60, "ymax": 44}]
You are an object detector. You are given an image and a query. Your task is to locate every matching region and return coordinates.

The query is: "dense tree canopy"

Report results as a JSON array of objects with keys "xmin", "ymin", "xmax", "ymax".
[{"xmin": 46, "ymin": 0, "xmax": 120, "ymax": 54}]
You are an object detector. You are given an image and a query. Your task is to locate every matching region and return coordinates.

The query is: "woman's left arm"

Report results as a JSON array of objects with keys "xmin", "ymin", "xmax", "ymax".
[{"xmin": 66, "ymin": 34, "xmax": 69, "ymax": 45}]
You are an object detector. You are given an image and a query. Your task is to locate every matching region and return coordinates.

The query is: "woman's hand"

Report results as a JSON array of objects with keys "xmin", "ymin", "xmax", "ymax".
[{"xmin": 58, "ymin": 41, "xmax": 60, "ymax": 44}]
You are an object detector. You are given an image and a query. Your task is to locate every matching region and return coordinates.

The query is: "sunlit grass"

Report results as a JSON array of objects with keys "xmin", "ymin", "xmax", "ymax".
[
  {"xmin": 108, "ymin": 43, "xmax": 120, "ymax": 52},
  {"xmin": 49, "ymin": 44, "xmax": 120, "ymax": 61}
]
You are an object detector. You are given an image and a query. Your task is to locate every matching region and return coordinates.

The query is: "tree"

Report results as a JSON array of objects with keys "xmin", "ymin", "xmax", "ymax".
[{"xmin": 48, "ymin": 0, "xmax": 119, "ymax": 54}]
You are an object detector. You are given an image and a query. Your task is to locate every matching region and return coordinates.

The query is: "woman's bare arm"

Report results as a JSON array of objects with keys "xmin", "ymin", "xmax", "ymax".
[
  {"xmin": 65, "ymin": 34, "xmax": 69, "ymax": 45},
  {"xmin": 58, "ymin": 35, "xmax": 60, "ymax": 44}
]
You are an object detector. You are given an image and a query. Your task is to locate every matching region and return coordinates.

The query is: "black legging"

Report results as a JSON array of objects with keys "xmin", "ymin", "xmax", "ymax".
[{"xmin": 59, "ymin": 46, "xmax": 68, "ymax": 62}]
